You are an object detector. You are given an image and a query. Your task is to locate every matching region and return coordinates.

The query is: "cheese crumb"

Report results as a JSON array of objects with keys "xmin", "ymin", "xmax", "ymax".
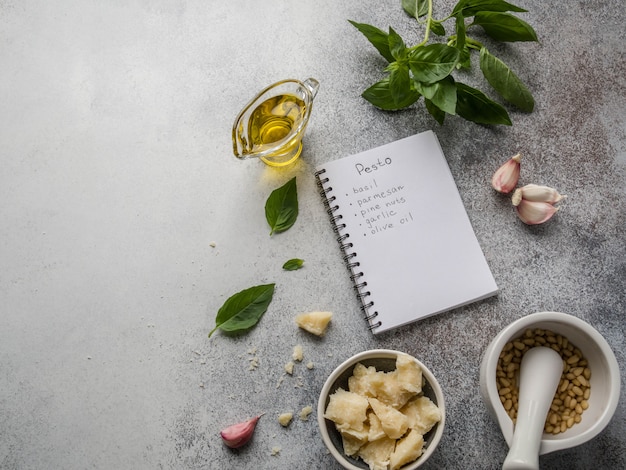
[
  {"xmin": 292, "ymin": 344, "xmax": 304, "ymax": 362},
  {"xmin": 306, "ymin": 361, "xmax": 314, "ymax": 370},
  {"xmin": 249, "ymin": 356, "xmax": 259, "ymax": 370},
  {"xmin": 278, "ymin": 412, "xmax": 293, "ymax": 427},
  {"xmin": 209, "ymin": 241, "xmax": 217, "ymax": 248},
  {"xmin": 248, "ymin": 347, "xmax": 259, "ymax": 370},
  {"xmin": 276, "ymin": 375, "xmax": 285, "ymax": 389},
  {"xmin": 299, "ymin": 405, "xmax": 313, "ymax": 421},
  {"xmin": 284, "ymin": 361, "xmax": 294, "ymax": 375},
  {"xmin": 271, "ymin": 446, "xmax": 281, "ymax": 456}
]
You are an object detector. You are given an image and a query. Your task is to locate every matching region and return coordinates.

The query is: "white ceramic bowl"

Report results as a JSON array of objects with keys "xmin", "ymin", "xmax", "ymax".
[
  {"xmin": 479, "ymin": 311, "xmax": 620, "ymax": 455},
  {"xmin": 317, "ymin": 349, "xmax": 446, "ymax": 469}
]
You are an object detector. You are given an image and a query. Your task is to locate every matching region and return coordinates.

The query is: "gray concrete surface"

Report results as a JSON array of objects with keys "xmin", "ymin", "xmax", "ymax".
[{"xmin": 1, "ymin": 1, "xmax": 624, "ymax": 469}]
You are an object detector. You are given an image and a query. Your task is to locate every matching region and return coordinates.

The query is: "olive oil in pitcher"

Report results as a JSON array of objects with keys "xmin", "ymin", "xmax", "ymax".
[{"xmin": 248, "ymin": 94, "xmax": 306, "ymax": 153}]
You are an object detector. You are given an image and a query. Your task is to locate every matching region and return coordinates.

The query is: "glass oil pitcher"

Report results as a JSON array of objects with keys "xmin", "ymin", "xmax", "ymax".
[{"xmin": 232, "ymin": 78, "xmax": 320, "ymax": 167}]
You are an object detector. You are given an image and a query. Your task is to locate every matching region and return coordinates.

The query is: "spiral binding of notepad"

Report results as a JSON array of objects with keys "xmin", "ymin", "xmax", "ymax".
[{"xmin": 314, "ymin": 168, "xmax": 381, "ymax": 330}]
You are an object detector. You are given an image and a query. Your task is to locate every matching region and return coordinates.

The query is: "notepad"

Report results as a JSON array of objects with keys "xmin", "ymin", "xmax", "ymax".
[{"xmin": 314, "ymin": 130, "xmax": 498, "ymax": 334}]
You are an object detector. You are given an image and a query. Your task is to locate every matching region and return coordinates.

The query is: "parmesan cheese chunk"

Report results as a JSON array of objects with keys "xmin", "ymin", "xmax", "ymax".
[
  {"xmin": 358, "ymin": 435, "xmax": 396, "ymax": 470},
  {"xmin": 400, "ymin": 396, "xmax": 442, "ymax": 435},
  {"xmin": 324, "ymin": 388, "xmax": 369, "ymax": 432},
  {"xmin": 389, "ymin": 429, "xmax": 424, "ymax": 470},
  {"xmin": 368, "ymin": 397, "xmax": 409, "ymax": 440},
  {"xmin": 295, "ymin": 311, "xmax": 332, "ymax": 336}
]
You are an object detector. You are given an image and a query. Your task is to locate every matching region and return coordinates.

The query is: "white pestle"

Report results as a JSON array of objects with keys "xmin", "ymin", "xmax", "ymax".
[{"xmin": 502, "ymin": 346, "xmax": 564, "ymax": 470}]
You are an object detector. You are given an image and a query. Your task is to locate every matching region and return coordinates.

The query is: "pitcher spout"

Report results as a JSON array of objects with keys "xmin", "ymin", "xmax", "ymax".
[{"xmin": 303, "ymin": 78, "xmax": 320, "ymax": 100}]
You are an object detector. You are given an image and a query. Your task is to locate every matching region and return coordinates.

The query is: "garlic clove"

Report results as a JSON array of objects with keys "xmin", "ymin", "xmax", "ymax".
[
  {"xmin": 511, "ymin": 188, "xmax": 523, "ymax": 207},
  {"xmin": 514, "ymin": 199, "xmax": 559, "ymax": 225},
  {"xmin": 516, "ymin": 184, "xmax": 565, "ymax": 204},
  {"xmin": 220, "ymin": 415, "xmax": 263, "ymax": 448},
  {"xmin": 492, "ymin": 153, "xmax": 521, "ymax": 194}
]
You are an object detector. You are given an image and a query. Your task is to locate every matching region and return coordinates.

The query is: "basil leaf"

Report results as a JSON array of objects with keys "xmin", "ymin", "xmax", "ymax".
[
  {"xmin": 348, "ymin": 20, "xmax": 394, "ymax": 62},
  {"xmin": 455, "ymin": 14, "xmax": 471, "ymax": 69},
  {"xmin": 282, "ymin": 258, "xmax": 304, "ymax": 271},
  {"xmin": 425, "ymin": 98, "xmax": 446, "ymax": 125},
  {"xmin": 362, "ymin": 77, "xmax": 421, "ymax": 110},
  {"xmin": 452, "ymin": 0, "xmax": 527, "ymax": 17},
  {"xmin": 471, "ymin": 12, "xmax": 538, "ymax": 42},
  {"xmin": 387, "ymin": 62, "xmax": 412, "ymax": 107},
  {"xmin": 457, "ymin": 47, "xmax": 472, "ymax": 70},
  {"xmin": 479, "ymin": 47, "xmax": 534, "ymax": 112},
  {"xmin": 416, "ymin": 75, "xmax": 457, "ymax": 115},
  {"xmin": 409, "ymin": 44, "xmax": 459, "ymax": 84},
  {"xmin": 429, "ymin": 20, "xmax": 446, "ymax": 37},
  {"xmin": 388, "ymin": 27, "xmax": 407, "ymax": 61},
  {"xmin": 455, "ymin": 13, "xmax": 466, "ymax": 53},
  {"xmin": 209, "ymin": 284, "xmax": 275, "ymax": 337},
  {"xmin": 402, "ymin": 0, "xmax": 429, "ymax": 19},
  {"xmin": 455, "ymin": 82, "xmax": 512, "ymax": 125},
  {"xmin": 265, "ymin": 176, "xmax": 298, "ymax": 235}
]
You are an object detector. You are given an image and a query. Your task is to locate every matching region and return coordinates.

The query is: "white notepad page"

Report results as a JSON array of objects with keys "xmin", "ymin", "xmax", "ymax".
[{"xmin": 316, "ymin": 130, "xmax": 498, "ymax": 334}]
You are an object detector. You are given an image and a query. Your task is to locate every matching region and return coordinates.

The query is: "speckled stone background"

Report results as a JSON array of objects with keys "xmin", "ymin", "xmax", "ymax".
[{"xmin": 1, "ymin": 1, "xmax": 624, "ymax": 469}]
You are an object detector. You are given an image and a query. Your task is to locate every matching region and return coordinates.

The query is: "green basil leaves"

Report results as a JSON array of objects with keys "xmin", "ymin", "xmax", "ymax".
[{"xmin": 350, "ymin": 0, "xmax": 538, "ymax": 126}]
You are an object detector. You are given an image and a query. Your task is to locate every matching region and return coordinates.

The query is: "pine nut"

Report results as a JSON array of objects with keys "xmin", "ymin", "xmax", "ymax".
[{"xmin": 567, "ymin": 355, "xmax": 580, "ymax": 365}]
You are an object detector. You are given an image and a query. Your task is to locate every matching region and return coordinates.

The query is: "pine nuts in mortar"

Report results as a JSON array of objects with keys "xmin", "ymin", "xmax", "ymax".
[{"xmin": 496, "ymin": 328, "xmax": 591, "ymax": 435}]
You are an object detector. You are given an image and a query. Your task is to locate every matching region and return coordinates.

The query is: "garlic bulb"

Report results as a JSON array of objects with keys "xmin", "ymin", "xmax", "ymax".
[{"xmin": 492, "ymin": 153, "xmax": 521, "ymax": 194}]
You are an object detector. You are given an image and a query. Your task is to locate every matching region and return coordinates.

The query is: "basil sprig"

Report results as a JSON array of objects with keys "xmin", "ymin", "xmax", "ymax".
[
  {"xmin": 208, "ymin": 284, "xmax": 275, "ymax": 338},
  {"xmin": 351, "ymin": 0, "xmax": 538, "ymax": 126},
  {"xmin": 265, "ymin": 176, "xmax": 298, "ymax": 235}
]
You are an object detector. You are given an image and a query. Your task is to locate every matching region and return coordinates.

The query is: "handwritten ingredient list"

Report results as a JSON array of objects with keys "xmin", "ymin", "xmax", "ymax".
[{"xmin": 348, "ymin": 166, "xmax": 414, "ymax": 236}]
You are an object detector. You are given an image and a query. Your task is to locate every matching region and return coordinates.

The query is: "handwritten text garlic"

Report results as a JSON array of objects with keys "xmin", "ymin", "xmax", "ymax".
[
  {"xmin": 220, "ymin": 415, "xmax": 262, "ymax": 448},
  {"xmin": 492, "ymin": 153, "xmax": 521, "ymax": 194}
]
